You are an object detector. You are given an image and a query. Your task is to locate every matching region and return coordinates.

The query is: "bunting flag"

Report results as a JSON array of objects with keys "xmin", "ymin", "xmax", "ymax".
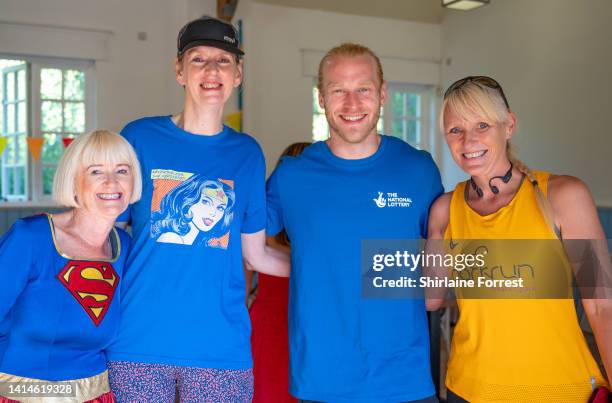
[
  {"xmin": 62, "ymin": 137, "xmax": 75, "ymax": 148},
  {"xmin": 224, "ymin": 111, "xmax": 242, "ymax": 132},
  {"xmin": 26, "ymin": 137, "xmax": 45, "ymax": 162},
  {"xmin": 0, "ymin": 137, "xmax": 7, "ymax": 158}
]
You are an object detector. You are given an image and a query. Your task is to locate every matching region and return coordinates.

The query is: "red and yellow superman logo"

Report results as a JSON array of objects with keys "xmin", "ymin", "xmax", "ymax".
[{"xmin": 57, "ymin": 260, "xmax": 119, "ymax": 326}]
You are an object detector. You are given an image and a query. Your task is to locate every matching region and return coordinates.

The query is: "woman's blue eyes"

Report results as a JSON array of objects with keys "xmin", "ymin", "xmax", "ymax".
[
  {"xmin": 448, "ymin": 123, "xmax": 490, "ymax": 134},
  {"xmin": 89, "ymin": 168, "xmax": 129, "ymax": 175},
  {"xmin": 201, "ymin": 198, "xmax": 226, "ymax": 212}
]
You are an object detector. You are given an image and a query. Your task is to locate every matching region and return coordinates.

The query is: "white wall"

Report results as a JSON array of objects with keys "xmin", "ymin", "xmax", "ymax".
[
  {"xmin": 440, "ymin": 0, "xmax": 612, "ymax": 206},
  {"xmin": 235, "ymin": 1, "xmax": 442, "ymax": 173},
  {"xmin": 0, "ymin": 0, "xmax": 216, "ymax": 133}
]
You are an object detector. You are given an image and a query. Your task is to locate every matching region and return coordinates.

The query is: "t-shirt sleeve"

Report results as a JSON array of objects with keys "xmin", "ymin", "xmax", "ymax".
[
  {"xmin": 0, "ymin": 220, "xmax": 35, "ymax": 321},
  {"xmin": 266, "ymin": 165, "xmax": 284, "ymax": 237},
  {"xmin": 420, "ymin": 154, "xmax": 444, "ymax": 238},
  {"xmin": 241, "ymin": 144, "xmax": 267, "ymax": 234}
]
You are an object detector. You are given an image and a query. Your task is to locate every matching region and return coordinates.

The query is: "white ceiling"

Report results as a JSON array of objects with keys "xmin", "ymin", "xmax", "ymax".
[{"xmin": 253, "ymin": 0, "xmax": 445, "ymax": 24}]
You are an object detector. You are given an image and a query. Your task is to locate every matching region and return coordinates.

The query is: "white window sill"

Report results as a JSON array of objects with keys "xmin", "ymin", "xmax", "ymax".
[{"xmin": 0, "ymin": 201, "xmax": 63, "ymax": 209}]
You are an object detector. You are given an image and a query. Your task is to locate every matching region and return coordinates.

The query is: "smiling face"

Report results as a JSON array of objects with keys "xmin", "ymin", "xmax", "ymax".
[
  {"xmin": 175, "ymin": 45, "xmax": 242, "ymax": 108},
  {"xmin": 188, "ymin": 185, "xmax": 228, "ymax": 232},
  {"xmin": 443, "ymin": 106, "xmax": 516, "ymax": 178},
  {"xmin": 76, "ymin": 162, "xmax": 133, "ymax": 219},
  {"xmin": 318, "ymin": 54, "xmax": 386, "ymax": 146}
]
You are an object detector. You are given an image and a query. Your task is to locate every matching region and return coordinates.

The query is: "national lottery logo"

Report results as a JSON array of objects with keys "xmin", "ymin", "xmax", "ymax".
[{"xmin": 373, "ymin": 191, "xmax": 412, "ymax": 208}]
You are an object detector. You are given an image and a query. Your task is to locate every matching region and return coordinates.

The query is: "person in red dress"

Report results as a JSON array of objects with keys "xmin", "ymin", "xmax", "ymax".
[{"xmin": 246, "ymin": 142, "xmax": 310, "ymax": 403}]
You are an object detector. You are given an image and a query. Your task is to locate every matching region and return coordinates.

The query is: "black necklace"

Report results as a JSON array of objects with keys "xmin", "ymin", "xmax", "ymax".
[{"xmin": 469, "ymin": 162, "xmax": 513, "ymax": 198}]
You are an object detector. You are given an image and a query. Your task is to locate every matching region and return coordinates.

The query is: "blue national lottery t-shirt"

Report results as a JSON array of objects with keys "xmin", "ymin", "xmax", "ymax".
[
  {"xmin": 106, "ymin": 116, "xmax": 266, "ymax": 369},
  {"xmin": 267, "ymin": 136, "xmax": 443, "ymax": 402}
]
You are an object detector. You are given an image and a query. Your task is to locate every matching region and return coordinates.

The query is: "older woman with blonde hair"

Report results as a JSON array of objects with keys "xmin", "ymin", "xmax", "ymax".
[
  {"xmin": 0, "ymin": 129, "xmax": 141, "ymax": 403},
  {"xmin": 428, "ymin": 76, "xmax": 611, "ymax": 402}
]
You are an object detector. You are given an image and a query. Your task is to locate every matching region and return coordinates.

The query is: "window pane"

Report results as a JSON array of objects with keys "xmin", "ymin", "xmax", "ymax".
[
  {"xmin": 392, "ymin": 92, "xmax": 403, "ymax": 119},
  {"xmin": 6, "ymin": 103, "xmax": 15, "ymax": 133},
  {"xmin": 18, "ymin": 101, "xmax": 26, "ymax": 133},
  {"xmin": 17, "ymin": 135, "xmax": 27, "ymax": 165},
  {"xmin": 41, "ymin": 69, "xmax": 62, "ymax": 100},
  {"xmin": 43, "ymin": 166, "xmax": 56, "ymax": 195},
  {"xmin": 390, "ymin": 115, "xmax": 404, "ymax": 141},
  {"xmin": 42, "ymin": 101, "xmax": 63, "ymax": 132},
  {"xmin": 407, "ymin": 93, "xmax": 420, "ymax": 119},
  {"xmin": 15, "ymin": 166, "xmax": 25, "ymax": 195},
  {"xmin": 7, "ymin": 168, "xmax": 14, "ymax": 194},
  {"xmin": 64, "ymin": 70, "xmax": 85, "ymax": 101},
  {"xmin": 64, "ymin": 102, "xmax": 85, "ymax": 132},
  {"xmin": 17, "ymin": 69, "xmax": 26, "ymax": 100},
  {"xmin": 6, "ymin": 72, "xmax": 15, "ymax": 102},
  {"xmin": 407, "ymin": 120, "xmax": 420, "ymax": 147},
  {"xmin": 5, "ymin": 137, "xmax": 15, "ymax": 165},
  {"xmin": 313, "ymin": 87, "xmax": 325, "ymax": 114},
  {"xmin": 42, "ymin": 133, "xmax": 63, "ymax": 164},
  {"xmin": 313, "ymin": 114, "xmax": 329, "ymax": 141}
]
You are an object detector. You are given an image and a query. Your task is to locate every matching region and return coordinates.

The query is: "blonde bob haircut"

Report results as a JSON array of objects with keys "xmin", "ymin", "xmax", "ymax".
[
  {"xmin": 53, "ymin": 129, "xmax": 142, "ymax": 208},
  {"xmin": 439, "ymin": 81, "xmax": 511, "ymax": 135}
]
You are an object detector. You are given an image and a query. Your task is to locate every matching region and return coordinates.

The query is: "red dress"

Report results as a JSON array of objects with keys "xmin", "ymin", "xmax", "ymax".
[{"xmin": 249, "ymin": 273, "xmax": 297, "ymax": 403}]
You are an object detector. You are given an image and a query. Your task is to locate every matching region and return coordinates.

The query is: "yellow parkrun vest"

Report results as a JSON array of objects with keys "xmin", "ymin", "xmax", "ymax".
[{"xmin": 444, "ymin": 171, "xmax": 607, "ymax": 403}]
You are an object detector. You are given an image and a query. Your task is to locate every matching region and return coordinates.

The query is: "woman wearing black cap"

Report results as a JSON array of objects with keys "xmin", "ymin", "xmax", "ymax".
[{"xmin": 106, "ymin": 16, "xmax": 289, "ymax": 402}]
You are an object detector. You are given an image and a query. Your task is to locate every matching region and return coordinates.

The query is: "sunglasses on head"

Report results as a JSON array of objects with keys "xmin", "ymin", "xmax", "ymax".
[{"xmin": 443, "ymin": 76, "xmax": 510, "ymax": 109}]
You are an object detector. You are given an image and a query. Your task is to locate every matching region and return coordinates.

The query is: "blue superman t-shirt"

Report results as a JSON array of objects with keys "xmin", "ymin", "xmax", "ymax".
[
  {"xmin": 0, "ymin": 214, "xmax": 129, "ymax": 381},
  {"xmin": 267, "ymin": 136, "xmax": 443, "ymax": 402},
  {"xmin": 106, "ymin": 116, "xmax": 265, "ymax": 369}
]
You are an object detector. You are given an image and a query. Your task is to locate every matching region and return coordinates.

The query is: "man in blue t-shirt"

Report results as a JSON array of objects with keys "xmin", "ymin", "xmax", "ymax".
[{"xmin": 267, "ymin": 43, "xmax": 443, "ymax": 402}]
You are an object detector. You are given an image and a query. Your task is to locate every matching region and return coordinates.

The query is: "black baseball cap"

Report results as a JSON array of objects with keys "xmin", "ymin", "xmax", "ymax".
[{"xmin": 177, "ymin": 16, "xmax": 244, "ymax": 57}]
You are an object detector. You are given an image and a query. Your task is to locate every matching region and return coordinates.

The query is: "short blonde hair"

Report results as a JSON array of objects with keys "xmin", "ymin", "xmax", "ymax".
[
  {"xmin": 317, "ymin": 43, "xmax": 384, "ymax": 91},
  {"xmin": 53, "ymin": 129, "xmax": 142, "ymax": 208},
  {"xmin": 439, "ymin": 78, "xmax": 511, "ymax": 134}
]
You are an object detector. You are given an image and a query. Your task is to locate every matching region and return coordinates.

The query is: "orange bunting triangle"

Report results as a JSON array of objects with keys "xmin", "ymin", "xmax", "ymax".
[
  {"xmin": 62, "ymin": 137, "xmax": 74, "ymax": 148},
  {"xmin": 26, "ymin": 137, "xmax": 45, "ymax": 162},
  {"xmin": 0, "ymin": 137, "xmax": 7, "ymax": 158}
]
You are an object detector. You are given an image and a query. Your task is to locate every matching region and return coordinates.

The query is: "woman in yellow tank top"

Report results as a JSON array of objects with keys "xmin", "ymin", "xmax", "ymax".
[{"xmin": 427, "ymin": 76, "xmax": 611, "ymax": 402}]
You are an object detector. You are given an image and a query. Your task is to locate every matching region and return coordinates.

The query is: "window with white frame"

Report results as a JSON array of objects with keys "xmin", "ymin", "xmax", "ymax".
[
  {"xmin": 383, "ymin": 83, "xmax": 435, "ymax": 151},
  {"xmin": 1, "ymin": 61, "xmax": 28, "ymax": 201},
  {"xmin": 0, "ymin": 56, "xmax": 94, "ymax": 203}
]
